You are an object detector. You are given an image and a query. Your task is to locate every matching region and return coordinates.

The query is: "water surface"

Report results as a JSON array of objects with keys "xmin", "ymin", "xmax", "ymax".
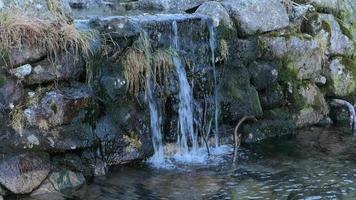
[{"xmin": 26, "ymin": 127, "xmax": 356, "ymax": 199}]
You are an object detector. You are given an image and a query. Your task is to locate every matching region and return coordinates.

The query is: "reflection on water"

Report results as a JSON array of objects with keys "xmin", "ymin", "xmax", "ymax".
[{"xmin": 21, "ymin": 127, "xmax": 356, "ymax": 199}]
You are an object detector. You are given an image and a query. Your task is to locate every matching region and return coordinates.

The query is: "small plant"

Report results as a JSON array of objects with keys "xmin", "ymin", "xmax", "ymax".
[
  {"xmin": 9, "ymin": 105, "xmax": 25, "ymax": 136},
  {"xmin": 219, "ymin": 39, "xmax": 229, "ymax": 62},
  {"xmin": 120, "ymin": 33, "xmax": 175, "ymax": 96},
  {"xmin": 0, "ymin": 3, "xmax": 91, "ymax": 67}
]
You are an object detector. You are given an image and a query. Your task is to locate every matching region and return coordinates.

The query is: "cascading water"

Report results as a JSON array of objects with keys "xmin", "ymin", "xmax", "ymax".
[
  {"xmin": 171, "ymin": 21, "xmax": 198, "ymax": 161},
  {"xmin": 146, "ymin": 73, "xmax": 165, "ymax": 167},
  {"xmin": 208, "ymin": 20, "xmax": 220, "ymax": 148}
]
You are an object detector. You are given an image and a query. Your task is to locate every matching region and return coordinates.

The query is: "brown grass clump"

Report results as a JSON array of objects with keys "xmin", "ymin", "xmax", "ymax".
[
  {"xmin": 121, "ymin": 33, "xmax": 175, "ymax": 96},
  {"xmin": 9, "ymin": 104, "xmax": 25, "ymax": 136},
  {"xmin": 219, "ymin": 39, "xmax": 229, "ymax": 62},
  {"xmin": 0, "ymin": 6, "xmax": 90, "ymax": 67}
]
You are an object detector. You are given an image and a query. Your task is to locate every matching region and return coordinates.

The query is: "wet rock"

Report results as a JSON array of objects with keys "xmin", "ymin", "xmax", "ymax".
[
  {"xmin": 52, "ymin": 153, "xmax": 93, "ymax": 177},
  {"xmin": 24, "ymin": 83, "xmax": 93, "ymax": 129},
  {"xmin": 48, "ymin": 170, "xmax": 85, "ymax": 192},
  {"xmin": 0, "ymin": 185, "xmax": 8, "ymax": 196},
  {"xmin": 9, "ymin": 64, "xmax": 32, "ymax": 79},
  {"xmin": 222, "ymin": 0, "xmax": 289, "ymax": 36},
  {"xmin": 293, "ymin": 83, "xmax": 329, "ymax": 127},
  {"xmin": 320, "ymin": 14, "xmax": 353, "ymax": 56},
  {"xmin": 323, "ymin": 57, "xmax": 355, "ymax": 97},
  {"xmin": 329, "ymin": 104, "xmax": 351, "ymax": 127},
  {"xmin": 247, "ymin": 61, "xmax": 278, "ymax": 91},
  {"xmin": 81, "ymin": 149, "xmax": 108, "ymax": 176},
  {"xmin": 96, "ymin": 109, "xmax": 153, "ymax": 165},
  {"xmin": 0, "ymin": 153, "xmax": 50, "ymax": 194},
  {"xmin": 220, "ymin": 64, "xmax": 263, "ymax": 125},
  {"xmin": 138, "ymin": 0, "xmax": 207, "ymax": 11},
  {"xmin": 99, "ymin": 75, "xmax": 126, "ymax": 101},
  {"xmin": 259, "ymin": 84, "xmax": 284, "ymax": 110},
  {"xmin": 195, "ymin": 1, "xmax": 234, "ymax": 29},
  {"xmin": 242, "ymin": 120, "xmax": 297, "ymax": 143},
  {"xmin": 69, "ymin": 0, "xmax": 87, "ymax": 8},
  {"xmin": 24, "ymin": 53, "xmax": 84, "ymax": 85}
]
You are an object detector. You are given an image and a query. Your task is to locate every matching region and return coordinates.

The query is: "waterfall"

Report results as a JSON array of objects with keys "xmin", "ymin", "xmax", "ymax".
[
  {"xmin": 172, "ymin": 21, "xmax": 198, "ymax": 158},
  {"xmin": 208, "ymin": 21, "xmax": 220, "ymax": 148},
  {"xmin": 146, "ymin": 64, "xmax": 165, "ymax": 166}
]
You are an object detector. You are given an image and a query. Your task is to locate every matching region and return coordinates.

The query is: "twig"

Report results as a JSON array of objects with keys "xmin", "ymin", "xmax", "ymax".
[{"xmin": 233, "ymin": 116, "xmax": 257, "ymax": 163}]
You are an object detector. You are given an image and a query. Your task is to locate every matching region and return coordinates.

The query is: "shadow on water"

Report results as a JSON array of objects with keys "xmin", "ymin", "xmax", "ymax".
[{"xmin": 17, "ymin": 127, "xmax": 356, "ymax": 200}]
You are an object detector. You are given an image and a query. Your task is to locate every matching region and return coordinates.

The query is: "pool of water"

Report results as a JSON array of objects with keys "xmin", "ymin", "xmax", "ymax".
[{"xmin": 23, "ymin": 127, "xmax": 356, "ymax": 200}]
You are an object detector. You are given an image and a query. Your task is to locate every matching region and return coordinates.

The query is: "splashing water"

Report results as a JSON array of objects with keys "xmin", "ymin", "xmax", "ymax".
[{"xmin": 208, "ymin": 20, "xmax": 220, "ymax": 148}]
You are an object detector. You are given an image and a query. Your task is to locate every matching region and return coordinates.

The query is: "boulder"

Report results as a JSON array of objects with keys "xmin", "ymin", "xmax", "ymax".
[
  {"xmin": 247, "ymin": 61, "xmax": 278, "ymax": 90},
  {"xmin": 220, "ymin": 64, "xmax": 263, "ymax": 125},
  {"xmin": 95, "ymin": 115, "xmax": 153, "ymax": 165},
  {"xmin": 0, "ymin": 45, "xmax": 47, "ymax": 68},
  {"xmin": 259, "ymin": 84, "xmax": 284, "ymax": 110},
  {"xmin": 323, "ymin": 57, "xmax": 356, "ymax": 97},
  {"xmin": 24, "ymin": 83, "xmax": 93, "ymax": 129},
  {"xmin": 81, "ymin": 149, "xmax": 108, "ymax": 176},
  {"xmin": 259, "ymin": 31, "xmax": 329, "ymax": 81},
  {"xmin": 229, "ymin": 37, "xmax": 259, "ymax": 63},
  {"xmin": 138, "ymin": 0, "xmax": 207, "ymax": 11},
  {"xmin": 222, "ymin": 0, "xmax": 289, "ymax": 36},
  {"xmin": 0, "ymin": 153, "xmax": 50, "ymax": 194},
  {"xmin": 24, "ymin": 53, "xmax": 85, "ymax": 85},
  {"xmin": 301, "ymin": 12, "xmax": 322, "ymax": 36},
  {"xmin": 195, "ymin": 1, "xmax": 234, "ymax": 29},
  {"xmin": 49, "ymin": 171, "xmax": 85, "ymax": 192},
  {"xmin": 242, "ymin": 120, "xmax": 297, "ymax": 143},
  {"xmin": 320, "ymin": 14, "xmax": 353, "ymax": 55}
]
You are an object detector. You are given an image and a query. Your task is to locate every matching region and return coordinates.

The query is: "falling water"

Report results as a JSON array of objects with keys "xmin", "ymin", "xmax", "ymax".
[
  {"xmin": 208, "ymin": 20, "xmax": 220, "ymax": 148},
  {"xmin": 171, "ymin": 21, "xmax": 198, "ymax": 159},
  {"xmin": 146, "ymin": 72, "xmax": 165, "ymax": 166}
]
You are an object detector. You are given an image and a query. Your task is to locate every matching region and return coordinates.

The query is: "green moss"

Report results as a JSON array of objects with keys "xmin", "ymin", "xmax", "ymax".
[
  {"xmin": 50, "ymin": 103, "xmax": 58, "ymax": 114},
  {"xmin": 0, "ymin": 73, "xmax": 7, "ymax": 87}
]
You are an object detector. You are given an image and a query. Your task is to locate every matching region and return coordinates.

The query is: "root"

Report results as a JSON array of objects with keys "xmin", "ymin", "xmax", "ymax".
[
  {"xmin": 233, "ymin": 116, "xmax": 257, "ymax": 163},
  {"xmin": 330, "ymin": 99, "xmax": 356, "ymax": 136}
]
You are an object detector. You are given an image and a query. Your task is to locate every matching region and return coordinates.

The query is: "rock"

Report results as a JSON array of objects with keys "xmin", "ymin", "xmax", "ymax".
[
  {"xmin": 0, "ymin": 153, "xmax": 50, "ymax": 194},
  {"xmin": 0, "ymin": 185, "xmax": 8, "ymax": 196},
  {"xmin": 229, "ymin": 37, "xmax": 259, "ymax": 63},
  {"xmin": 195, "ymin": 1, "xmax": 234, "ymax": 29},
  {"xmin": 220, "ymin": 64, "xmax": 263, "ymax": 125},
  {"xmin": 0, "ymin": 74, "xmax": 24, "ymax": 111},
  {"xmin": 247, "ymin": 61, "xmax": 278, "ymax": 90},
  {"xmin": 52, "ymin": 154, "xmax": 93, "ymax": 177},
  {"xmin": 24, "ymin": 83, "xmax": 93, "ymax": 129},
  {"xmin": 222, "ymin": 0, "xmax": 289, "ymax": 36},
  {"xmin": 81, "ymin": 149, "xmax": 108, "ymax": 176},
  {"xmin": 95, "ymin": 115, "xmax": 153, "ymax": 165},
  {"xmin": 242, "ymin": 120, "xmax": 297, "ymax": 143},
  {"xmin": 138, "ymin": 0, "xmax": 207, "ymax": 11},
  {"xmin": 69, "ymin": 0, "xmax": 87, "ymax": 8},
  {"xmin": 293, "ymin": 83, "xmax": 329, "ymax": 127},
  {"xmin": 289, "ymin": 4, "xmax": 315, "ymax": 22},
  {"xmin": 1, "ymin": 45, "xmax": 46, "ymax": 68},
  {"xmin": 0, "ymin": 0, "xmax": 4, "ymax": 10},
  {"xmin": 259, "ymin": 31, "xmax": 329, "ymax": 81},
  {"xmin": 301, "ymin": 12, "xmax": 322, "ymax": 36},
  {"xmin": 31, "ymin": 179, "xmax": 59, "ymax": 196},
  {"xmin": 323, "ymin": 57, "xmax": 355, "ymax": 97},
  {"xmin": 320, "ymin": 14, "xmax": 353, "ymax": 55},
  {"xmin": 259, "ymin": 84, "xmax": 284, "ymax": 110},
  {"xmin": 99, "ymin": 75, "xmax": 126, "ymax": 101},
  {"xmin": 49, "ymin": 171, "xmax": 85, "ymax": 192},
  {"xmin": 9, "ymin": 64, "xmax": 32, "ymax": 79},
  {"xmin": 24, "ymin": 53, "xmax": 84, "ymax": 85}
]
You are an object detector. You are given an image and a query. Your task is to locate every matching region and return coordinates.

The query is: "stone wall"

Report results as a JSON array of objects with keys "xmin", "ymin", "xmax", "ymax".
[{"xmin": 0, "ymin": 0, "xmax": 354, "ymax": 198}]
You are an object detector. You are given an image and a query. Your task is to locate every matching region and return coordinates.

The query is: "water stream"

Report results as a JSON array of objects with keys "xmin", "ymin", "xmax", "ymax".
[{"xmin": 171, "ymin": 21, "xmax": 198, "ymax": 161}]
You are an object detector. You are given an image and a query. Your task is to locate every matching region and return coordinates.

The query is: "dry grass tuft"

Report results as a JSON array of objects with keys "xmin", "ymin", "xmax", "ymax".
[
  {"xmin": 121, "ymin": 33, "xmax": 175, "ymax": 96},
  {"xmin": 0, "ymin": 5, "xmax": 90, "ymax": 67},
  {"xmin": 9, "ymin": 104, "xmax": 25, "ymax": 136},
  {"xmin": 219, "ymin": 39, "xmax": 229, "ymax": 62}
]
